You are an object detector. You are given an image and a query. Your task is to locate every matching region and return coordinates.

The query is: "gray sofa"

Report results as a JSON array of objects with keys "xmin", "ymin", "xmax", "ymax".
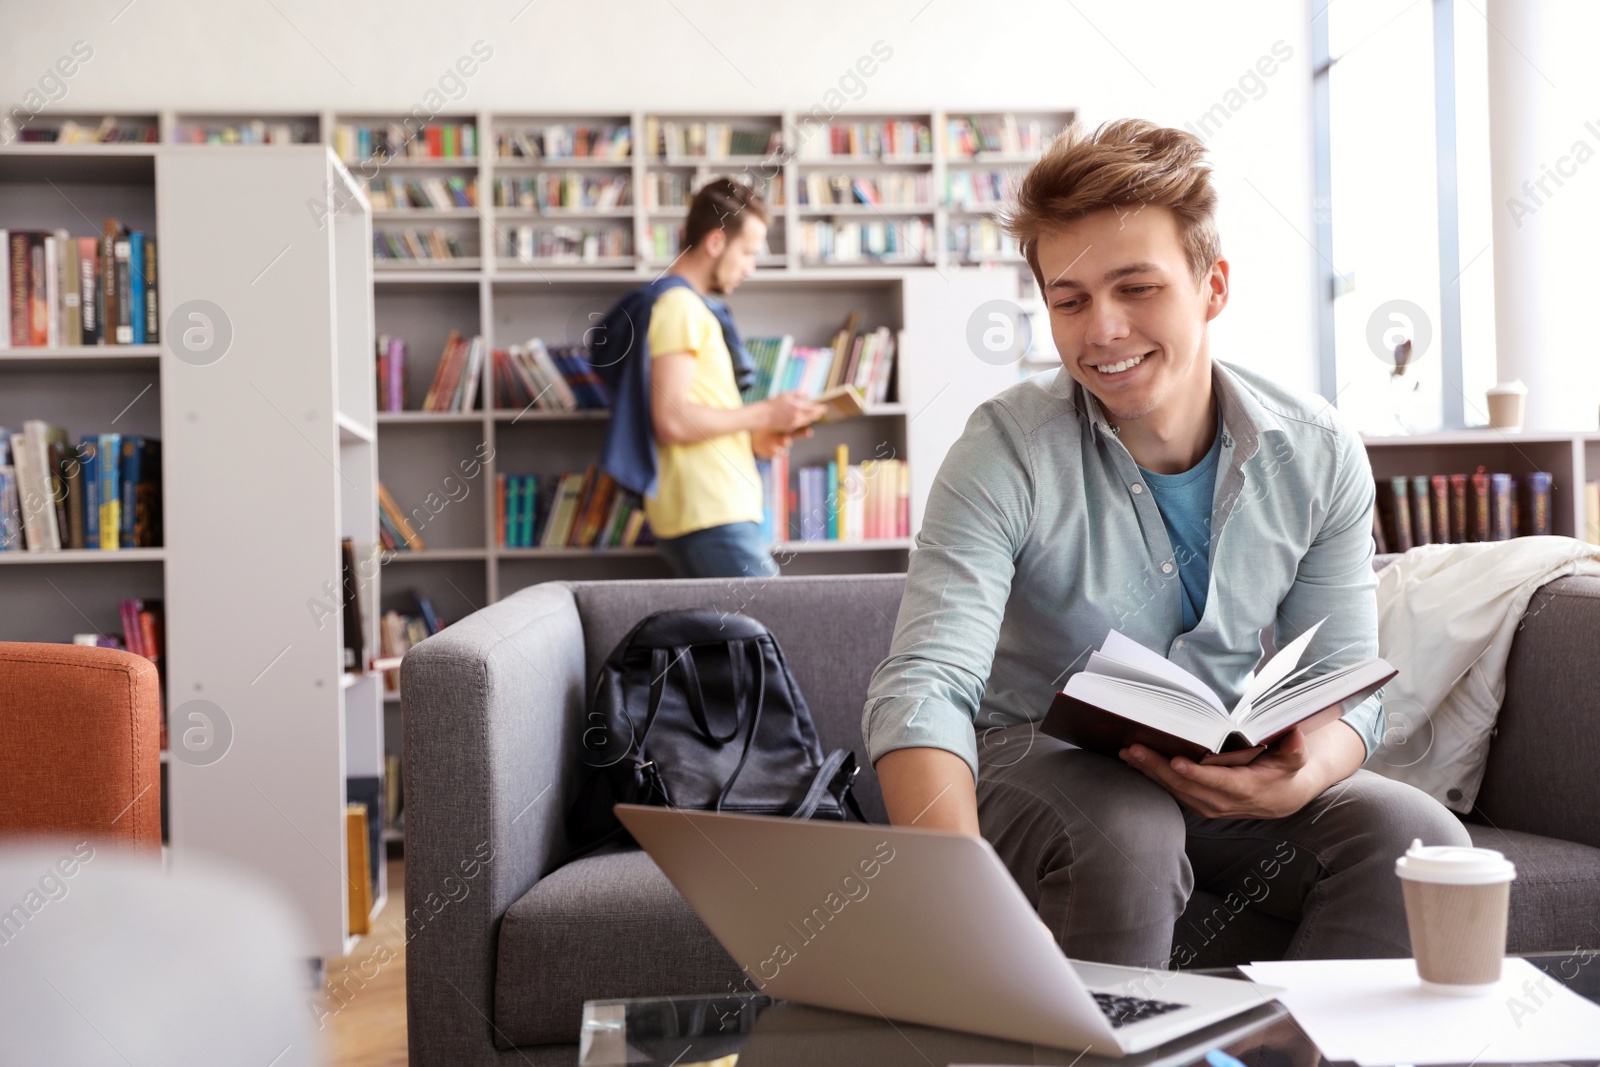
[{"xmin": 403, "ymin": 569, "xmax": 1600, "ymax": 1066}]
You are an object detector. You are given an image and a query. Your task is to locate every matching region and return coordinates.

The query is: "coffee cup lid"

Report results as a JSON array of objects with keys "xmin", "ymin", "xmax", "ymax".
[
  {"xmin": 1486, "ymin": 379, "xmax": 1528, "ymax": 396},
  {"xmin": 1395, "ymin": 838, "xmax": 1516, "ymax": 884}
]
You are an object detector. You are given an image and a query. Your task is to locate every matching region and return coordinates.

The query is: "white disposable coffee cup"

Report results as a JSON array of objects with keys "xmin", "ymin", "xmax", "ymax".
[
  {"xmin": 1395, "ymin": 838, "xmax": 1516, "ymax": 995},
  {"xmin": 1486, "ymin": 380, "xmax": 1528, "ymax": 431}
]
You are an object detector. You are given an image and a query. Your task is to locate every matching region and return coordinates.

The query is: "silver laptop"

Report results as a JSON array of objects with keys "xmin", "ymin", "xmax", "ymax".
[{"xmin": 615, "ymin": 804, "xmax": 1282, "ymax": 1056}]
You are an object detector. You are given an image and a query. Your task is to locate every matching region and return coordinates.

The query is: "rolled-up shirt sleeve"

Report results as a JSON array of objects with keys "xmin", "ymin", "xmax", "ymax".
[
  {"xmin": 1274, "ymin": 424, "xmax": 1386, "ymax": 760},
  {"xmin": 862, "ymin": 400, "xmax": 1035, "ymax": 783}
]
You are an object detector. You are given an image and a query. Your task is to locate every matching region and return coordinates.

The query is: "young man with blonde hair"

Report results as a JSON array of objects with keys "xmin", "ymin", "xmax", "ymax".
[{"xmin": 863, "ymin": 119, "xmax": 1467, "ymax": 967}]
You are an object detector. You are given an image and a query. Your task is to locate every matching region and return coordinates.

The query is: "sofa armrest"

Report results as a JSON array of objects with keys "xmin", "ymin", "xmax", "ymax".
[{"xmin": 402, "ymin": 582, "xmax": 586, "ymax": 1066}]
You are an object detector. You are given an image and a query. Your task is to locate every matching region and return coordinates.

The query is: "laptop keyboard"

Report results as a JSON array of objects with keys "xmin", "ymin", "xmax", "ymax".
[{"xmin": 1091, "ymin": 991, "xmax": 1190, "ymax": 1029}]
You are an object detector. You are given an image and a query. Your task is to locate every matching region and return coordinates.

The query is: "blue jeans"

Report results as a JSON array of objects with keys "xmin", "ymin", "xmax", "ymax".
[{"xmin": 656, "ymin": 521, "xmax": 779, "ymax": 579}]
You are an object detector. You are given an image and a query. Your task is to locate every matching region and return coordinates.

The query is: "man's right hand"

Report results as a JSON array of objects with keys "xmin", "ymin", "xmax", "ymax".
[
  {"xmin": 875, "ymin": 747, "xmax": 981, "ymax": 835},
  {"xmin": 761, "ymin": 392, "xmax": 827, "ymax": 433}
]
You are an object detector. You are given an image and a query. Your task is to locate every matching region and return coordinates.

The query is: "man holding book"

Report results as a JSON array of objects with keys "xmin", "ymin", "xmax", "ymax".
[
  {"xmin": 862, "ymin": 119, "xmax": 1468, "ymax": 967},
  {"xmin": 636, "ymin": 179, "xmax": 823, "ymax": 578}
]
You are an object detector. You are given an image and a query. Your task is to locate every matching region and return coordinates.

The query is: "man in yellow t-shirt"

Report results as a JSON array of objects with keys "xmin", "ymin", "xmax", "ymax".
[{"xmin": 648, "ymin": 179, "xmax": 823, "ymax": 578}]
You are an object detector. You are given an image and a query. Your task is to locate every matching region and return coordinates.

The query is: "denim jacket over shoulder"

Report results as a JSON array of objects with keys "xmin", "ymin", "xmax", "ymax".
[{"xmin": 862, "ymin": 359, "xmax": 1385, "ymax": 782}]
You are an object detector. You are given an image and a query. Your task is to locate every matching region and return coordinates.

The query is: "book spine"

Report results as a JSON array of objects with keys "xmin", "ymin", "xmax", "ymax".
[
  {"xmin": 29, "ymin": 235, "xmax": 47, "ymax": 345},
  {"xmin": 1469, "ymin": 468, "xmax": 1491, "ymax": 541},
  {"xmin": 1525, "ymin": 471, "xmax": 1553, "ymax": 537},
  {"xmin": 1489, "ymin": 472, "xmax": 1514, "ymax": 541},
  {"xmin": 8, "ymin": 233, "xmax": 26, "ymax": 346},
  {"xmin": 78, "ymin": 237, "xmax": 99, "ymax": 344},
  {"xmin": 99, "ymin": 432, "xmax": 121, "ymax": 549},
  {"xmin": 44, "ymin": 234, "xmax": 59, "ymax": 348},
  {"xmin": 62, "ymin": 233, "xmax": 81, "ymax": 346},
  {"xmin": 1409, "ymin": 474, "xmax": 1432, "ymax": 547},
  {"xmin": 127, "ymin": 233, "xmax": 145, "ymax": 344},
  {"xmin": 1428, "ymin": 474, "xmax": 1449, "ymax": 544},
  {"xmin": 143, "ymin": 235, "xmax": 157, "ymax": 343},
  {"xmin": 1387, "ymin": 476, "xmax": 1413, "ymax": 553},
  {"xmin": 1449, "ymin": 473, "xmax": 1469, "ymax": 544},
  {"xmin": 80, "ymin": 437, "xmax": 100, "ymax": 549},
  {"xmin": 119, "ymin": 436, "xmax": 141, "ymax": 546}
]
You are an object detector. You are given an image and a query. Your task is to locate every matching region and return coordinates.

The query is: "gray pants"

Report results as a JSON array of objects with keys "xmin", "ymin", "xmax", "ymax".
[{"xmin": 975, "ymin": 722, "xmax": 1472, "ymax": 968}]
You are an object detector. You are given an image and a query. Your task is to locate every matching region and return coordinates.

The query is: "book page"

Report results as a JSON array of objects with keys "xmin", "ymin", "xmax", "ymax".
[
  {"xmin": 1233, "ymin": 617, "xmax": 1325, "ymax": 720},
  {"xmin": 1085, "ymin": 651, "xmax": 1229, "ymax": 719},
  {"xmin": 1099, "ymin": 630, "xmax": 1227, "ymax": 714}
]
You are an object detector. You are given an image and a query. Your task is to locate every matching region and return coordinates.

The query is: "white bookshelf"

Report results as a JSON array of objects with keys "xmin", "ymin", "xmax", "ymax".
[{"xmin": 157, "ymin": 145, "xmax": 382, "ymax": 959}]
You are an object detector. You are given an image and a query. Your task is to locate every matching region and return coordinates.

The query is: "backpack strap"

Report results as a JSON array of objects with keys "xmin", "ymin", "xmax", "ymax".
[
  {"xmin": 671, "ymin": 645, "xmax": 741, "ymax": 745},
  {"xmin": 714, "ymin": 639, "xmax": 766, "ymax": 811}
]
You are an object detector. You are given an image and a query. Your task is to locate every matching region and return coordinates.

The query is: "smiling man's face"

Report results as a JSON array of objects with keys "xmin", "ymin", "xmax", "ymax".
[{"xmin": 1036, "ymin": 204, "xmax": 1227, "ymax": 431}]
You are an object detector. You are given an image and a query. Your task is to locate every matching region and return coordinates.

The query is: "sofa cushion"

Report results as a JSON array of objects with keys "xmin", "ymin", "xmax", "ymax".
[
  {"xmin": 569, "ymin": 576, "xmax": 907, "ymax": 823},
  {"xmin": 1464, "ymin": 823, "xmax": 1600, "ymax": 953},
  {"xmin": 494, "ymin": 845, "xmax": 743, "ymax": 1047}
]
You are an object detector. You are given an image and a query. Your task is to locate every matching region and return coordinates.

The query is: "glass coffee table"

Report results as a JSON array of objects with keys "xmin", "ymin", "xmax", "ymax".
[{"xmin": 578, "ymin": 951, "xmax": 1600, "ymax": 1066}]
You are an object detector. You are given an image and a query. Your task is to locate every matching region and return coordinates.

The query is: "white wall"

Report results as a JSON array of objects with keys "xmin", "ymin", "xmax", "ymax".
[{"xmin": 4, "ymin": 0, "xmax": 1322, "ymax": 393}]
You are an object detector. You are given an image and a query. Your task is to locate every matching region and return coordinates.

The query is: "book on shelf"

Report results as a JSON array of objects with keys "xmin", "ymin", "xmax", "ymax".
[
  {"xmin": 0, "ymin": 425, "xmax": 161, "ymax": 552},
  {"xmin": 496, "ymin": 124, "xmax": 631, "ymax": 161},
  {"xmin": 496, "ymin": 467, "xmax": 650, "ymax": 550},
  {"xmin": 340, "ymin": 538, "xmax": 367, "ymax": 673},
  {"xmin": 345, "ymin": 804, "xmax": 373, "ymax": 935},
  {"xmin": 1375, "ymin": 466, "xmax": 1552, "ymax": 550},
  {"xmin": 417, "ymin": 331, "xmax": 484, "ymax": 412},
  {"xmin": 492, "ymin": 172, "xmax": 631, "ymax": 211},
  {"xmin": 794, "ymin": 120, "xmax": 933, "ymax": 160},
  {"xmin": 943, "ymin": 114, "xmax": 1050, "ymax": 157},
  {"xmin": 798, "ymin": 172, "xmax": 931, "ymax": 208},
  {"xmin": 373, "ymin": 227, "xmax": 470, "ymax": 263},
  {"xmin": 641, "ymin": 172, "xmax": 784, "ymax": 211},
  {"xmin": 760, "ymin": 449, "xmax": 910, "ymax": 544},
  {"xmin": 376, "ymin": 335, "xmax": 407, "ymax": 412},
  {"xmin": 1041, "ymin": 618, "xmax": 1397, "ymax": 765},
  {"xmin": 379, "ymin": 589, "xmax": 446, "ymax": 694},
  {"xmin": 365, "ymin": 174, "xmax": 477, "ymax": 211},
  {"xmin": 172, "ymin": 118, "xmax": 316, "ymax": 145},
  {"xmin": 377, "ymin": 482, "xmax": 426, "ymax": 551},
  {"xmin": 798, "ymin": 218, "xmax": 933, "ymax": 264},
  {"xmin": 645, "ymin": 119, "xmax": 781, "ymax": 160},
  {"xmin": 334, "ymin": 120, "xmax": 477, "ymax": 164},
  {"xmin": 744, "ymin": 316, "xmax": 898, "ymax": 407},
  {"xmin": 13, "ymin": 117, "xmax": 158, "ymax": 144},
  {"xmin": 384, "ymin": 754, "xmax": 404, "ymax": 835},
  {"xmin": 492, "ymin": 339, "xmax": 609, "ymax": 412},
  {"xmin": 501, "ymin": 223, "xmax": 631, "ymax": 263},
  {"xmin": 2, "ymin": 221, "xmax": 156, "ymax": 347},
  {"xmin": 945, "ymin": 169, "xmax": 1018, "ymax": 208}
]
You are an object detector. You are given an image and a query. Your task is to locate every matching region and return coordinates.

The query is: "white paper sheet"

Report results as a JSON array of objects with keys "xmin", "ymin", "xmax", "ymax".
[{"xmin": 1240, "ymin": 957, "xmax": 1600, "ymax": 1065}]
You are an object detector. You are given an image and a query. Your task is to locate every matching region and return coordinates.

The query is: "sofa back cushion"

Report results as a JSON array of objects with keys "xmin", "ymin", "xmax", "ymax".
[
  {"xmin": 570, "ymin": 575, "xmax": 906, "ymax": 822},
  {"xmin": 1475, "ymin": 573, "xmax": 1600, "ymax": 850}
]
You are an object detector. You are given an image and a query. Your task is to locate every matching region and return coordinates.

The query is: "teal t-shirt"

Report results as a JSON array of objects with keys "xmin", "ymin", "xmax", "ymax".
[{"xmin": 1138, "ymin": 414, "xmax": 1223, "ymax": 632}]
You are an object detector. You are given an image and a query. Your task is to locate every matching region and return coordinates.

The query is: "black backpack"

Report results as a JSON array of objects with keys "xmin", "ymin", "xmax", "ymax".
[{"xmin": 566, "ymin": 608, "xmax": 867, "ymax": 853}]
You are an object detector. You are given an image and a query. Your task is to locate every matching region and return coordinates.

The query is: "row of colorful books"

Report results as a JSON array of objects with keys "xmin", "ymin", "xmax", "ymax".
[
  {"xmin": 496, "ymin": 125, "xmax": 631, "ymax": 161},
  {"xmin": 641, "ymin": 173, "xmax": 785, "ymax": 210},
  {"xmin": 758, "ymin": 450, "xmax": 910, "ymax": 543},
  {"xmin": 745, "ymin": 313, "xmax": 898, "ymax": 405},
  {"xmin": 413, "ymin": 330, "xmax": 486, "ymax": 413},
  {"xmin": 797, "ymin": 218, "xmax": 932, "ymax": 263},
  {"xmin": 948, "ymin": 218, "xmax": 1019, "ymax": 260},
  {"xmin": 4, "ymin": 223, "xmax": 156, "ymax": 347},
  {"xmin": 798, "ymin": 172, "xmax": 932, "ymax": 209},
  {"xmin": 373, "ymin": 227, "xmax": 470, "ymax": 262},
  {"xmin": 946, "ymin": 170, "xmax": 1019, "ymax": 208},
  {"xmin": 1, "ymin": 424, "xmax": 160, "ymax": 552},
  {"xmin": 644, "ymin": 120, "xmax": 780, "ymax": 160},
  {"xmin": 13, "ymin": 118, "xmax": 157, "ymax": 144},
  {"xmin": 1374, "ymin": 469, "xmax": 1553, "ymax": 553},
  {"xmin": 335, "ymin": 121, "xmax": 477, "ymax": 163},
  {"xmin": 500, "ymin": 225, "xmax": 630, "ymax": 263},
  {"xmin": 497, "ymin": 468, "xmax": 651, "ymax": 549},
  {"xmin": 943, "ymin": 115, "xmax": 1050, "ymax": 157},
  {"xmin": 172, "ymin": 119, "xmax": 315, "ymax": 145},
  {"xmin": 378, "ymin": 590, "xmax": 444, "ymax": 694},
  {"xmin": 493, "ymin": 339, "xmax": 610, "ymax": 411},
  {"xmin": 795, "ymin": 120, "xmax": 934, "ymax": 160},
  {"xmin": 492, "ymin": 174, "xmax": 630, "ymax": 212},
  {"xmin": 365, "ymin": 175, "xmax": 476, "ymax": 212}
]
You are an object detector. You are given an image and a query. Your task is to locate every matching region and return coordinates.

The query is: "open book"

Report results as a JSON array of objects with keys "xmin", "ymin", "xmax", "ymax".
[
  {"xmin": 813, "ymin": 384, "xmax": 867, "ymax": 423},
  {"xmin": 1040, "ymin": 619, "xmax": 1397, "ymax": 765}
]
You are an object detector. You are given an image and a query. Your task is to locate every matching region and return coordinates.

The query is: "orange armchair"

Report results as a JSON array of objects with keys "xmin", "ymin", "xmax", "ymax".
[{"xmin": 0, "ymin": 642, "xmax": 162, "ymax": 852}]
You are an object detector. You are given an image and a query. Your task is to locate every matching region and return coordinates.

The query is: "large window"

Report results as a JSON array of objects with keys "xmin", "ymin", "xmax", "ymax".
[{"xmin": 1316, "ymin": 0, "xmax": 1494, "ymax": 432}]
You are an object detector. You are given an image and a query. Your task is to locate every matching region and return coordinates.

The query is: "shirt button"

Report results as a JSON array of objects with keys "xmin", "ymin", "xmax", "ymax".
[
  {"xmin": 1173, "ymin": 639, "xmax": 1185, "ymax": 650},
  {"xmin": 1161, "ymin": 562, "xmax": 1174, "ymax": 574},
  {"xmin": 1131, "ymin": 483, "xmax": 1144, "ymax": 494}
]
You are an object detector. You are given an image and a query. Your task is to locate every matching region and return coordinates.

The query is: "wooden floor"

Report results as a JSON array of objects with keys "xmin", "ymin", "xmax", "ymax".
[{"xmin": 320, "ymin": 852, "xmax": 409, "ymax": 1067}]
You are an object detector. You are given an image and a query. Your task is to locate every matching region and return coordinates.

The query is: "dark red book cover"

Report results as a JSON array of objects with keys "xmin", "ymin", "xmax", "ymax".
[
  {"xmin": 1449, "ymin": 473, "xmax": 1469, "ymax": 543},
  {"xmin": 1430, "ymin": 474, "xmax": 1451, "ymax": 544},
  {"xmin": 1470, "ymin": 467, "xmax": 1492, "ymax": 541}
]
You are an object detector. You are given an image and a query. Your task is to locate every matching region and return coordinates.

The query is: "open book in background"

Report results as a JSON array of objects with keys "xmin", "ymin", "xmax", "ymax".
[{"xmin": 1041, "ymin": 619, "xmax": 1397, "ymax": 765}]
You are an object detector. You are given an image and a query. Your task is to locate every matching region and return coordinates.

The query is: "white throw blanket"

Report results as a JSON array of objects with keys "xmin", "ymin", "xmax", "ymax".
[{"xmin": 1368, "ymin": 536, "xmax": 1600, "ymax": 812}]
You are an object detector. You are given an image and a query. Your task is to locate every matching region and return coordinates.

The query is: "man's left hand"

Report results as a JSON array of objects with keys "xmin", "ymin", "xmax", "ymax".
[{"xmin": 1120, "ymin": 722, "xmax": 1360, "ymax": 820}]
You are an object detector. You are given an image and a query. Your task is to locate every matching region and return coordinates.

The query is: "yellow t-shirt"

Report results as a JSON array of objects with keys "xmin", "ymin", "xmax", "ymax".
[{"xmin": 645, "ymin": 286, "xmax": 763, "ymax": 539}]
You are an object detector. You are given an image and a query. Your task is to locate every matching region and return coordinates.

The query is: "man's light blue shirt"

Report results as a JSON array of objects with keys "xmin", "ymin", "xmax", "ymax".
[{"xmin": 862, "ymin": 360, "xmax": 1385, "ymax": 783}]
